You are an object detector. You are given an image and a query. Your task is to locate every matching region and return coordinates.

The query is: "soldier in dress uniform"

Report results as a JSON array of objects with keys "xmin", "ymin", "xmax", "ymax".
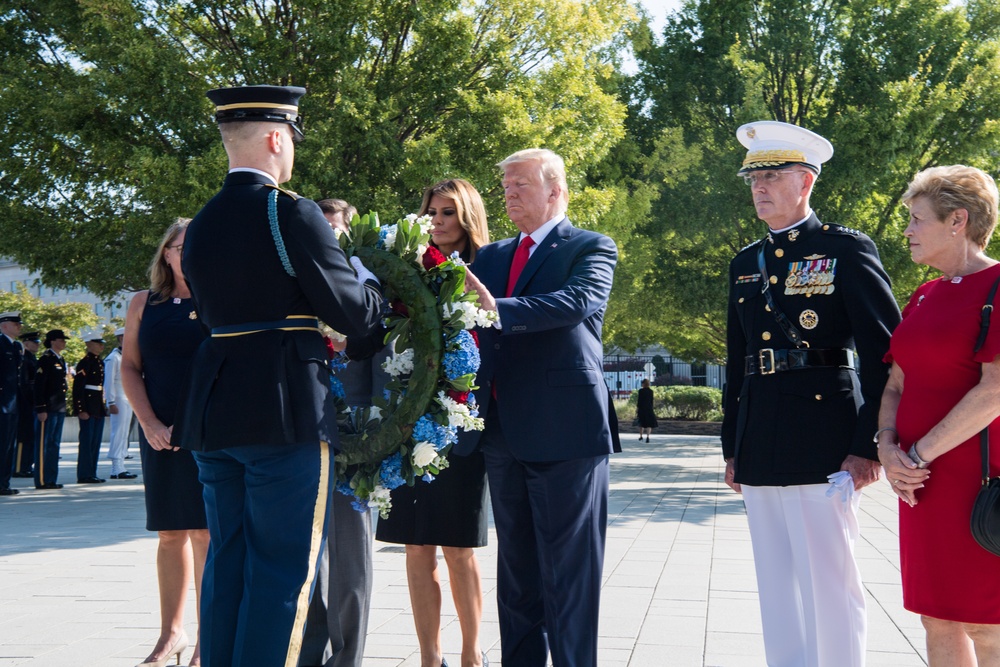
[
  {"xmin": 0, "ymin": 312, "xmax": 23, "ymax": 496},
  {"xmin": 13, "ymin": 330, "xmax": 40, "ymax": 478},
  {"xmin": 104, "ymin": 327, "xmax": 135, "ymax": 479},
  {"xmin": 172, "ymin": 85, "xmax": 384, "ymax": 667},
  {"xmin": 721, "ymin": 121, "xmax": 901, "ymax": 667},
  {"xmin": 35, "ymin": 329, "xmax": 70, "ymax": 490},
  {"xmin": 73, "ymin": 331, "xmax": 106, "ymax": 484}
]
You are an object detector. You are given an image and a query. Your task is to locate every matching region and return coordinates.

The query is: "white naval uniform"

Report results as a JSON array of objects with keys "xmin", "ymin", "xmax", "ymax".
[
  {"xmin": 103, "ymin": 347, "xmax": 133, "ymax": 475},
  {"xmin": 742, "ymin": 483, "xmax": 867, "ymax": 667}
]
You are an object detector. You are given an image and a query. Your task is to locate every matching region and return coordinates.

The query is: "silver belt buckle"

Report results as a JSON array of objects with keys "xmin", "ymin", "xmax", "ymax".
[{"xmin": 759, "ymin": 348, "xmax": 776, "ymax": 375}]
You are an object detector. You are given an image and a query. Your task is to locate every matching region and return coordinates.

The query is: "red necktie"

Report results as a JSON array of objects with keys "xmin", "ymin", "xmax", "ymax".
[{"xmin": 505, "ymin": 236, "xmax": 535, "ymax": 297}]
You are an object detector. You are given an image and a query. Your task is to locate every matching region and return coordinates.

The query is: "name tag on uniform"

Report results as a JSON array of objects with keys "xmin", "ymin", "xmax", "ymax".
[{"xmin": 785, "ymin": 258, "xmax": 837, "ymax": 296}]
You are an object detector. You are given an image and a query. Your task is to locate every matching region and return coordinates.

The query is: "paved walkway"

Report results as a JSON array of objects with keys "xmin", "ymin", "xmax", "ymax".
[{"xmin": 0, "ymin": 435, "xmax": 927, "ymax": 666}]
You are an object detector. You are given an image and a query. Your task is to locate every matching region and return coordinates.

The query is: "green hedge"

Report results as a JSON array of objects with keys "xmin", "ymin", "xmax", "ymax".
[{"xmin": 629, "ymin": 385, "xmax": 723, "ymax": 422}]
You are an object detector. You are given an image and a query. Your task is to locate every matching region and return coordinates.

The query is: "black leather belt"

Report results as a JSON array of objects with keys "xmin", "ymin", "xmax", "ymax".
[{"xmin": 744, "ymin": 348, "xmax": 855, "ymax": 375}]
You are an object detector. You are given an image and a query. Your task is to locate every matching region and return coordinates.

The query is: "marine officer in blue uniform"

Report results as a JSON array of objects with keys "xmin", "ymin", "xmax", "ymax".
[
  {"xmin": 13, "ymin": 330, "xmax": 40, "ymax": 479},
  {"xmin": 172, "ymin": 85, "xmax": 383, "ymax": 667},
  {"xmin": 721, "ymin": 121, "xmax": 901, "ymax": 667},
  {"xmin": 0, "ymin": 311, "xmax": 23, "ymax": 496}
]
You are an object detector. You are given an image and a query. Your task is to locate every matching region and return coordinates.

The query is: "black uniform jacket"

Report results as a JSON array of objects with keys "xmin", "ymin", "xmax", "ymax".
[
  {"xmin": 721, "ymin": 214, "xmax": 901, "ymax": 486},
  {"xmin": 34, "ymin": 349, "xmax": 68, "ymax": 414},
  {"xmin": 0, "ymin": 336, "xmax": 20, "ymax": 415},
  {"xmin": 18, "ymin": 350, "xmax": 36, "ymax": 413},
  {"xmin": 173, "ymin": 171, "xmax": 383, "ymax": 452},
  {"xmin": 72, "ymin": 353, "xmax": 106, "ymax": 417}
]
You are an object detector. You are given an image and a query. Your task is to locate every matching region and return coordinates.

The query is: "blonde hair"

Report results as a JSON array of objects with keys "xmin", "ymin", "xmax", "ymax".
[
  {"xmin": 498, "ymin": 148, "xmax": 569, "ymax": 204},
  {"xmin": 148, "ymin": 218, "xmax": 190, "ymax": 304},
  {"xmin": 418, "ymin": 179, "xmax": 490, "ymax": 261},
  {"xmin": 903, "ymin": 165, "xmax": 999, "ymax": 249}
]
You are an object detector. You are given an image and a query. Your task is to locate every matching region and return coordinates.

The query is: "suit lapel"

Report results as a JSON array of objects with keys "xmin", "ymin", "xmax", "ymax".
[{"xmin": 510, "ymin": 217, "xmax": 572, "ymax": 297}]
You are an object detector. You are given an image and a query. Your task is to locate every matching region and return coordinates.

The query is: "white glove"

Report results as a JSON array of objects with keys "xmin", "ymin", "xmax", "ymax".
[
  {"xmin": 826, "ymin": 470, "xmax": 855, "ymax": 509},
  {"xmin": 349, "ymin": 256, "xmax": 380, "ymax": 287}
]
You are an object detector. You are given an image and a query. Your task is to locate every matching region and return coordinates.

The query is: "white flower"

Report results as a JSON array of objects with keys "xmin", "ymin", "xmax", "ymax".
[
  {"xmin": 416, "ymin": 243, "xmax": 428, "ymax": 264},
  {"xmin": 368, "ymin": 485, "xmax": 393, "ymax": 519},
  {"xmin": 380, "ymin": 225, "xmax": 398, "ymax": 250},
  {"xmin": 382, "ymin": 348, "xmax": 414, "ymax": 377},
  {"xmin": 368, "ymin": 405, "xmax": 382, "ymax": 422},
  {"xmin": 436, "ymin": 391, "xmax": 486, "ymax": 432},
  {"xmin": 412, "ymin": 442, "xmax": 438, "ymax": 468}
]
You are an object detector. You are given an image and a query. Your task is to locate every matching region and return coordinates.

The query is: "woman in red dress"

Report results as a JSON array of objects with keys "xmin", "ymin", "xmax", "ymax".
[{"xmin": 877, "ymin": 165, "xmax": 1000, "ymax": 664}]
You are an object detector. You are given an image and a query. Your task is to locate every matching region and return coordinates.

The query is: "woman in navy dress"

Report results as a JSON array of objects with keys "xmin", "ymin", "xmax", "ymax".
[
  {"xmin": 376, "ymin": 179, "xmax": 490, "ymax": 667},
  {"xmin": 122, "ymin": 219, "xmax": 208, "ymax": 667}
]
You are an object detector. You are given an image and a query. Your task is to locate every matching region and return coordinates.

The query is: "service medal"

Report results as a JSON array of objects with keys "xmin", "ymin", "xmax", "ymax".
[{"xmin": 799, "ymin": 309, "xmax": 819, "ymax": 329}]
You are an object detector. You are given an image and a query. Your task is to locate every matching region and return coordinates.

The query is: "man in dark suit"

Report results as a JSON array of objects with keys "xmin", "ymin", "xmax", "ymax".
[
  {"xmin": 73, "ymin": 331, "xmax": 107, "ymax": 484},
  {"xmin": 172, "ymin": 85, "xmax": 383, "ymax": 667},
  {"xmin": 721, "ymin": 121, "xmax": 901, "ymax": 666},
  {"xmin": 299, "ymin": 199, "xmax": 383, "ymax": 667},
  {"xmin": 0, "ymin": 311, "xmax": 23, "ymax": 496},
  {"xmin": 35, "ymin": 329, "xmax": 69, "ymax": 490},
  {"xmin": 13, "ymin": 330, "xmax": 40, "ymax": 478},
  {"xmin": 463, "ymin": 148, "xmax": 618, "ymax": 667}
]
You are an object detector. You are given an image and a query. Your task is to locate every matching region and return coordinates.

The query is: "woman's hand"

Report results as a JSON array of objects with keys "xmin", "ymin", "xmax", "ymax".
[
  {"xmin": 724, "ymin": 458, "xmax": 741, "ymax": 494},
  {"xmin": 878, "ymin": 442, "xmax": 929, "ymax": 506},
  {"xmin": 143, "ymin": 420, "xmax": 178, "ymax": 452}
]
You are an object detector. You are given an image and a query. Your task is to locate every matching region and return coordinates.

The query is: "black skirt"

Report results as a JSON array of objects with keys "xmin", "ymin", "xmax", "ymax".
[{"xmin": 375, "ymin": 449, "xmax": 488, "ymax": 548}]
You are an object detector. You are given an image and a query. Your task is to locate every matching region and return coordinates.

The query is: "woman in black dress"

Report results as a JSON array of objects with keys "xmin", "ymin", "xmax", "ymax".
[
  {"xmin": 376, "ymin": 179, "xmax": 490, "ymax": 667},
  {"xmin": 637, "ymin": 378, "xmax": 657, "ymax": 443},
  {"xmin": 122, "ymin": 219, "xmax": 208, "ymax": 667}
]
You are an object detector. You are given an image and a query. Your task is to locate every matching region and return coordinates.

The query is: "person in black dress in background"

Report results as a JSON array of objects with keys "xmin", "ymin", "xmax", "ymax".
[
  {"xmin": 636, "ymin": 378, "xmax": 657, "ymax": 443},
  {"xmin": 376, "ymin": 179, "xmax": 491, "ymax": 667},
  {"xmin": 122, "ymin": 218, "xmax": 208, "ymax": 667}
]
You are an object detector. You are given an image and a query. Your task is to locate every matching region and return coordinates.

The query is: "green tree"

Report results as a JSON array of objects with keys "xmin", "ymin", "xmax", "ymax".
[
  {"xmin": 620, "ymin": 0, "xmax": 1000, "ymax": 360},
  {"xmin": 0, "ymin": 0, "xmax": 632, "ymax": 295},
  {"xmin": 0, "ymin": 284, "xmax": 100, "ymax": 365}
]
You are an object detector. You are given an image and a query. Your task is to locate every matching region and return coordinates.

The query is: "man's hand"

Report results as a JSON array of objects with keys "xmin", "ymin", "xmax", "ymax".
[
  {"xmin": 37, "ymin": 411, "xmax": 47, "ymax": 423},
  {"xmin": 349, "ymin": 256, "xmax": 379, "ymax": 287},
  {"xmin": 79, "ymin": 411, "xmax": 89, "ymax": 420},
  {"xmin": 724, "ymin": 458, "xmax": 742, "ymax": 493},
  {"xmin": 108, "ymin": 405, "xmax": 119, "ymax": 415},
  {"xmin": 841, "ymin": 454, "xmax": 881, "ymax": 491},
  {"xmin": 464, "ymin": 270, "xmax": 496, "ymax": 312}
]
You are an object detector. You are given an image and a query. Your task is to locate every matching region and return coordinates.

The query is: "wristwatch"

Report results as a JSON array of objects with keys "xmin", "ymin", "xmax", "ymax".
[{"xmin": 907, "ymin": 442, "xmax": 930, "ymax": 469}]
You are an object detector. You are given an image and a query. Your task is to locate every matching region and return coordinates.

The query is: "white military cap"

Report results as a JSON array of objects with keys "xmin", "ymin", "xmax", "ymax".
[
  {"xmin": 114, "ymin": 327, "xmax": 125, "ymax": 336},
  {"xmin": 81, "ymin": 330, "xmax": 105, "ymax": 343},
  {"xmin": 737, "ymin": 121, "xmax": 834, "ymax": 175},
  {"xmin": 0, "ymin": 311, "xmax": 21, "ymax": 323}
]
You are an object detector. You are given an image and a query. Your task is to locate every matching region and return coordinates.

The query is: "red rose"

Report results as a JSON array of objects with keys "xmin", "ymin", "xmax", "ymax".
[
  {"xmin": 324, "ymin": 336, "xmax": 336, "ymax": 360},
  {"xmin": 422, "ymin": 246, "xmax": 447, "ymax": 270},
  {"xmin": 391, "ymin": 299, "xmax": 409, "ymax": 317},
  {"xmin": 447, "ymin": 389, "xmax": 469, "ymax": 403},
  {"xmin": 470, "ymin": 329, "xmax": 479, "ymax": 346}
]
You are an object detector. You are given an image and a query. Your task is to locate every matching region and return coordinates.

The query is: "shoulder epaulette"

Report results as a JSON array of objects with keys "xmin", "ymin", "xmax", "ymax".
[
  {"xmin": 264, "ymin": 183, "xmax": 301, "ymax": 200},
  {"xmin": 820, "ymin": 223, "xmax": 861, "ymax": 236},
  {"xmin": 737, "ymin": 238, "xmax": 765, "ymax": 254}
]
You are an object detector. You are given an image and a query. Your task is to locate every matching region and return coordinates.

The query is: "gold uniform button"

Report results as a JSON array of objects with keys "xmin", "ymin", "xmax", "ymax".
[
  {"xmin": 762, "ymin": 332, "xmax": 772, "ymax": 341},
  {"xmin": 815, "ymin": 394, "xmax": 822, "ymax": 401},
  {"xmin": 769, "ymin": 275, "xmax": 778, "ymax": 285},
  {"xmin": 765, "ymin": 305, "xmax": 771, "ymax": 312},
  {"xmin": 738, "ymin": 297, "xmax": 745, "ymax": 303},
  {"xmin": 823, "ymin": 224, "xmax": 830, "ymax": 230},
  {"xmin": 775, "ymin": 248, "xmax": 784, "ymax": 258}
]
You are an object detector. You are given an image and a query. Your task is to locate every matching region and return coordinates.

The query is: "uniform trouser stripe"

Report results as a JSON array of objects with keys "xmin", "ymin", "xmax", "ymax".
[{"xmin": 283, "ymin": 440, "xmax": 330, "ymax": 667}]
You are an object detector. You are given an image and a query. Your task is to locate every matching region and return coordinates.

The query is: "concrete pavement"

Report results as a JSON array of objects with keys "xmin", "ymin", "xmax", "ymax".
[{"xmin": 0, "ymin": 435, "xmax": 927, "ymax": 666}]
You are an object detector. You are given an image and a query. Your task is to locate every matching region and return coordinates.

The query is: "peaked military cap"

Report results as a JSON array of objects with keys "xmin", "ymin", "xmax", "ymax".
[
  {"xmin": 19, "ymin": 331, "xmax": 40, "ymax": 342},
  {"xmin": 737, "ymin": 121, "xmax": 834, "ymax": 175},
  {"xmin": 81, "ymin": 330, "xmax": 105, "ymax": 343},
  {"xmin": 206, "ymin": 85, "xmax": 306, "ymax": 139},
  {"xmin": 114, "ymin": 327, "xmax": 125, "ymax": 337},
  {"xmin": 0, "ymin": 311, "xmax": 21, "ymax": 323}
]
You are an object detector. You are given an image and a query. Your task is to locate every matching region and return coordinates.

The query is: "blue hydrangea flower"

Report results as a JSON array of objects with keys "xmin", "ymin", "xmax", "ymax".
[
  {"xmin": 330, "ymin": 351, "xmax": 349, "ymax": 373},
  {"xmin": 443, "ymin": 330, "xmax": 480, "ymax": 380},
  {"xmin": 351, "ymin": 499, "xmax": 370, "ymax": 513},
  {"xmin": 412, "ymin": 414, "xmax": 458, "ymax": 450},
  {"xmin": 336, "ymin": 480, "xmax": 355, "ymax": 497},
  {"xmin": 379, "ymin": 453, "xmax": 406, "ymax": 490},
  {"xmin": 329, "ymin": 375, "xmax": 345, "ymax": 400},
  {"xmin": 422, "ymin": 473, "xmax": 435, "ymax": 483}
]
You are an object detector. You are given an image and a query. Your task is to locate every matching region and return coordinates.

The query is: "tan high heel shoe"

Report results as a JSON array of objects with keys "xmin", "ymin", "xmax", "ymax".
[{"xmin": 136, "ymin": 630, "xmax": 189, "ymax": 667}]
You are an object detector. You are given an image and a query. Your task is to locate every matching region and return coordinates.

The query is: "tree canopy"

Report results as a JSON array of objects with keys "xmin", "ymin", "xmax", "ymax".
[
  {"xmin": 0, "ymin": 0, "xmax": 632, "ymax": 294},
  {"xmin": 608, "ymin": 0, "xmax": 1000, "ymax": 360}
]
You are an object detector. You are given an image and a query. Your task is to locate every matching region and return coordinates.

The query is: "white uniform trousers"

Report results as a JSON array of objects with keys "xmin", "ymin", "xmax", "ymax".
[
  {"xmin": 742, "ymin": 483, "xmax": 866, "ymax": 667},
  {"xmin": 106, "ymin": 401, "xmax": 133, "ymax": 475}
]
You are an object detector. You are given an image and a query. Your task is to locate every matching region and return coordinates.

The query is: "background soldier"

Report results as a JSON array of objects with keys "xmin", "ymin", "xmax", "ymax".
[
  {"xmin": 35, "ymin": 329, "xmax": 69, "ymax": 490},
  {"xmin": 13, "ymin": 330, "xmax": 40, "ymax": 478},
  {"xmin": 0, "ymin": 311, "xmax": 23, "ymax": 496},
  {"xmin": 104, "ymin": 327, "xmax": 135, "ymax": 479},
  {"xmin": 172, "ymin": 85, "xmax": 384, "ymax": 667},
  {"xmin": 721, "ymin": 121, "xmax": 901, "ymax": 666},
  {"xmin": 73, "ymin": 331, "xmax": 107, "ymax": 484}
]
